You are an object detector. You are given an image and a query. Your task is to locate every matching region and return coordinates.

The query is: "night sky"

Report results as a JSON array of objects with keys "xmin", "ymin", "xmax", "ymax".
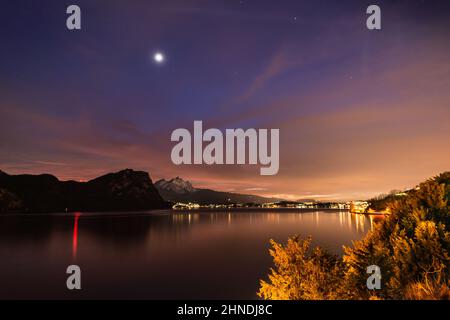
[{"xmin": 1, "ymin": 0, "xmax": 449, "ymax": 200}]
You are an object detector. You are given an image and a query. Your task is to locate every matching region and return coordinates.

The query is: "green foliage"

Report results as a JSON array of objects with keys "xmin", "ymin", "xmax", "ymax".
[{"xmin": 259, "ymin": 172, "xmax": 450, "ymax": 300}]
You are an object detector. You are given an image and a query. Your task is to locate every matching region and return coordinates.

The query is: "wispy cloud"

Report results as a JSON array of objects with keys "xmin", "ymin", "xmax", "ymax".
[
  {"xmin": 244, "ymin": 187, "xmax": 268, "ymax": 191},
  {"xmin": 33, "ymin": 161, "xmax": 67, "ymax": 166}
]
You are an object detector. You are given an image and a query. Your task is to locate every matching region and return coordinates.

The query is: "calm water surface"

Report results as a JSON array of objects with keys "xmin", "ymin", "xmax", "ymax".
[{"xmin": 0, "ymin": 210, "xmax": 381, "ymax": 299}]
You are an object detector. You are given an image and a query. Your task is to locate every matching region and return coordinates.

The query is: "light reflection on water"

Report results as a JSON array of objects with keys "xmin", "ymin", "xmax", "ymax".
[
  {"xmin": 0, "ymin": 209, "xmax": 383, "ymax": 299},
  {"xmin": 171, "ymin": 210, "xmax": 378, "ymax": 233}
]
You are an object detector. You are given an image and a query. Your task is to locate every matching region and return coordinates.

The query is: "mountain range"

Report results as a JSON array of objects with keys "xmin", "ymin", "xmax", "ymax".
[
  {"xmin": 0, "ymin": 169, "xmax": 166, "ymax": 213},
  {"xmin": 155, "ymin": 177, "xmax": 281, "ymax": 205},
  {"xmin": 0, "ymin": 169, "xmax": 281, "ymax": 213}
]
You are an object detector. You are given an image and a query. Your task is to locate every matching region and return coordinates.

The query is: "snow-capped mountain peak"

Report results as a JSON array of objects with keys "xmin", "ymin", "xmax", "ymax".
[{"xmin": 155, "ymin": 177, "xmax": 196, "ymax": 194}]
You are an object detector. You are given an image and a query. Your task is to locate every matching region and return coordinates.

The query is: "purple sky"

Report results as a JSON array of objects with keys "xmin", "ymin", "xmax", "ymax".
[{"xmin": 1, "ymin": 0, "xmax": 449, "ymax": 200}]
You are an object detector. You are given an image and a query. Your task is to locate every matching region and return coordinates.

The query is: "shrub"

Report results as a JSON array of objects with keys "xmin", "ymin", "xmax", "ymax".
[{"xmin": 258, "ymin": 172, "xmax": 450, "ymax": 300}]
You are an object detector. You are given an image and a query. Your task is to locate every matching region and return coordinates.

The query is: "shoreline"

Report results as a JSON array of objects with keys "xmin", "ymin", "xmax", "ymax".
[{"xmin": 0, "ymin": 207, "xmax": 389, "ymax": 217}]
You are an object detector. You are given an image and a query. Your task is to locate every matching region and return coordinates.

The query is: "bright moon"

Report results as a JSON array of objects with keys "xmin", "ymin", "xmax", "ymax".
[{"xmin": 154, "ymin": 52, "xmax": 165, "ymax": 64}]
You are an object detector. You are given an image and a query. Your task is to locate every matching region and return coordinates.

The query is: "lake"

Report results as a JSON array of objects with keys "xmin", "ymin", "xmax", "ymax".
[{"xmin": 0, "ymin": 209, "xmax": 381, "ymax": 299}]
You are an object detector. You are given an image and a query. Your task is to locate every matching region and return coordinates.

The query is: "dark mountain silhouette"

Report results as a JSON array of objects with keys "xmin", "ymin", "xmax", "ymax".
[
  {"xmin": 155, "ymin": 177, "xmax": 282, "ymax": 205},
  {"xmin": 0, "ymin": 169, "xmax": 166, "ymax": 213}
]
